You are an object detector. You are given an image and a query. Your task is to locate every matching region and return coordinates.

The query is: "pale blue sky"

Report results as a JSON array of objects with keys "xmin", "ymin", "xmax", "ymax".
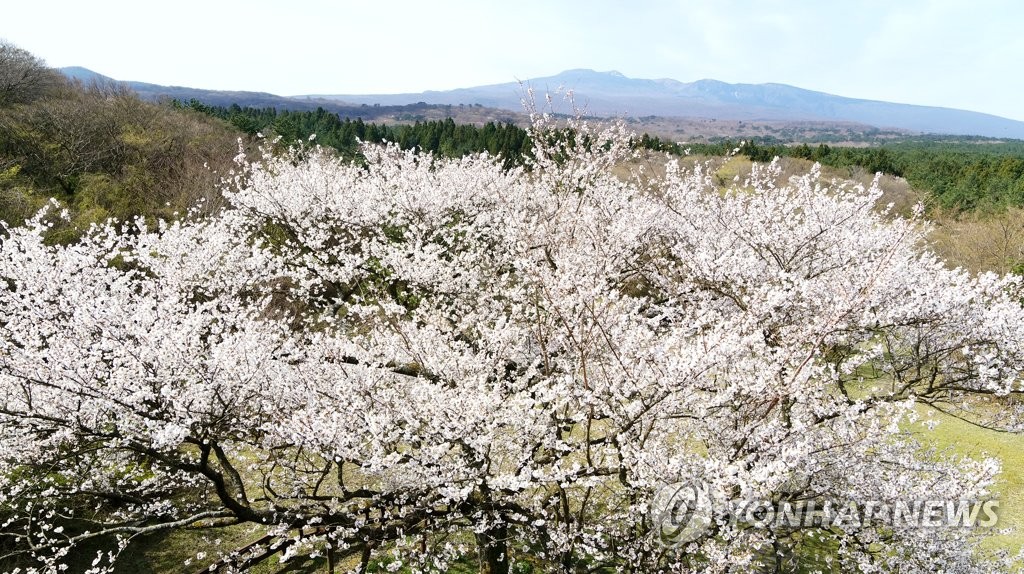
[{"xmin": 5, "ymin": 0, "xmax": 1023, "ymax": 120}]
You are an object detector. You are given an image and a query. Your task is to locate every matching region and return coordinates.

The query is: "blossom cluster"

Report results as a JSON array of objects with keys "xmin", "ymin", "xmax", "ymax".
[{"xmin": 1, "ymin": 114, "xmax": 1023, "ymax": 572}]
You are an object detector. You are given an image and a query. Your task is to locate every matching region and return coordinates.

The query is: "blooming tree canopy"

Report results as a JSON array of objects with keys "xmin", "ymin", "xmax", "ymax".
[{"xmin": 1, "ymin": 114, "xmax": 1023, "ymax": 573}]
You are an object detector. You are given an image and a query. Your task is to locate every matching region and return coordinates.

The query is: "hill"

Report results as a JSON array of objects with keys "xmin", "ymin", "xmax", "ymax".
[
  {"xmin": 64, "ymin": 67, "xmax": 1021, "ymax": 142},
  {"xmin": 58, "ymin": 67, "xmax": 525, "ymax": 126}
]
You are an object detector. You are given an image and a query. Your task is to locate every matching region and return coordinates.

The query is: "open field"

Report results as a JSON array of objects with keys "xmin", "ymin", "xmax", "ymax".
[{"xmin": 915, "ymin": 407, "xmax": 1024, "ymax": 559}]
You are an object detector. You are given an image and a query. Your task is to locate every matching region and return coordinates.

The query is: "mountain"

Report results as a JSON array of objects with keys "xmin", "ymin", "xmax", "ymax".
[
  {"xmin": 307, "ymin": 69, "xmax": 1024, "ymax": 140},
  {"xmin": 58, "ymin": 67, "xmax": 1024, "ymax": 140},
  {"xmin": 59, "ymin": 66, "xmax": 116, "ymax": 84},
  {"xmin": 56, "ymin": 67, "xmax": 526, "ymax": 127}
]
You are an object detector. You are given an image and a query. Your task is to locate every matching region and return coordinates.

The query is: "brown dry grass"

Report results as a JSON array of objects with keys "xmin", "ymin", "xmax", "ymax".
[{"xmin": 928, "ymin": 207, "xmax": 1024, "ymax": 274}]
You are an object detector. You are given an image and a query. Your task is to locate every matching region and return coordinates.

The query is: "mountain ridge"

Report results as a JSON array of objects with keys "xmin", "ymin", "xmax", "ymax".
[
  {"xmin": 305, "ymin": 69, "xmax": 1024, "ymax": 139},
  {"xmin": 58, "ymin": 67, "xmax": 1024, "ymax": 140},
  {"xmin": 57, "ymin": 66, "xmax": 525, "ymax": 125}
]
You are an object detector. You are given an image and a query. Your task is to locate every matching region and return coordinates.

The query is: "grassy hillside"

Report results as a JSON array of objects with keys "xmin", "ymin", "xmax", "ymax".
[{"xmin": 911, "ymin": 406, "xmax": 1024, "ymax": 559}]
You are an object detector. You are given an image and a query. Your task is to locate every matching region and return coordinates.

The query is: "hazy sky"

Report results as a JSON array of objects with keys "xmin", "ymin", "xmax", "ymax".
[{"xmin": 5, "ymin": 0, "xmax": 1023, "ymax": 120}]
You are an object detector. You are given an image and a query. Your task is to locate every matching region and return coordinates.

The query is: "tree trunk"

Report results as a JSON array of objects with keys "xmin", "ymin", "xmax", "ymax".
[
  {"xmin": 326, "ymin": 541, "xmax": 336, "ymax": 574},
  {"xmin": 476, "ymin": 524, "xmax": 510, "ymax": 574}
]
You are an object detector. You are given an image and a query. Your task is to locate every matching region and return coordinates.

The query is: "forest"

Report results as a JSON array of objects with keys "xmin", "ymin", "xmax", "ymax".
[
  {"xmin": 176, "ymin": 101, "xmax": 534, "ymax": 169},
  {"xmin": 186, "ymin": 101, "xmax": 1024, "ymax": 211}
]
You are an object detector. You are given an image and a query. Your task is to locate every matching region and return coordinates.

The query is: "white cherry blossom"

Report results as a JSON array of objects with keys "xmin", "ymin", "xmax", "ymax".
[{"xmin": 1, "ymin": 117, "xmax": 1022, "ymax": 573}]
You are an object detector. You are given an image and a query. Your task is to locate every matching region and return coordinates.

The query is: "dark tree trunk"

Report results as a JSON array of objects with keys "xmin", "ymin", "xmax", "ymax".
[{"xmin": 476, "ymin": 524, "xmax": 510, "ymax": 574}]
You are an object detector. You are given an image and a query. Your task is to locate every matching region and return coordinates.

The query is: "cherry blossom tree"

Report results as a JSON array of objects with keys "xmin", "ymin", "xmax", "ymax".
[{"xmin": 1, "ymin": 114, "xmax": 1023, "ymax": 573}]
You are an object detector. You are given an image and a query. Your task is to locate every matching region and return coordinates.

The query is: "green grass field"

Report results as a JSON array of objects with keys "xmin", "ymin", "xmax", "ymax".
[{"xmin": 911, "ymin": 405, "xmax": 1024, "ymax": 563}]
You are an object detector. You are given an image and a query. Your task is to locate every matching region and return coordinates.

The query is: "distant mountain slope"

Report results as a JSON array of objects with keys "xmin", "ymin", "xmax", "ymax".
[
  {"xmin": 56, "ymin": 67, "xmax": 523, "ymax": 124},
  {"xmin": 307, "ymin": 69, "xmax": 1024, "ymax": 139},
  {"xmin": 59, "ymin": 66, "xmax": 115, "ymax": 84},
  {"xmin": 58, "ymin": 67, "xmax": 1024, "ymax": 139},
  {"xmin": 60, "ymin": 66, "xmax": 358, "ymax": 111}
]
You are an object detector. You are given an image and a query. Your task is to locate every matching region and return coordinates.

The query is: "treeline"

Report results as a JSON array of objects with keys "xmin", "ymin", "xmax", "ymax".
[
  {"xmin": 639, "ymin": 134, "xmax": 1024, "ymax": 210},
  {"xmin": 185, "ymin": 101, "xmax": 1024, "ymax": 211},
  {"xmin": 177, "ymin": 101, "xmax": 533, "ymax": 169}
]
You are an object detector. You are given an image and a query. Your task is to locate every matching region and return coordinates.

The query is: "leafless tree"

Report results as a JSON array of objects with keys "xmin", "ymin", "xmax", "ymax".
[{"xmin": 0, "ymin": 40, "xmax": 60, "ymax": 107}]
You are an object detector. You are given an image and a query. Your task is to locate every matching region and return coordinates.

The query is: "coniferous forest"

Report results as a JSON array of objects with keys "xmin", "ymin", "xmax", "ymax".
[{"xmin": 186, "ymin": 100, "xmax": 1024, "ymax": 211}]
